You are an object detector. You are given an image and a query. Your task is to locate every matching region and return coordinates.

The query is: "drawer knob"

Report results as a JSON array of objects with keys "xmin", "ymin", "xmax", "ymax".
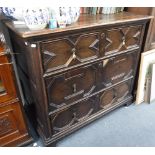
[
  {"xmin": 101, "ymin": 33, "xmax": 105, "ymax": 39},
  {"xmin": 122, "ymin": 37, "xmax": 126, "ymax": 45},
  {"xmin": 72, "ymin": 52, "xmax": 76, "ymax": 59},
  {"xmin": 71, "ymin": 48, "xmax": 77, "ymax": 59},
  {"xmin": 71, "ymin": 48, "xmax": 76, "ymax": 53}
]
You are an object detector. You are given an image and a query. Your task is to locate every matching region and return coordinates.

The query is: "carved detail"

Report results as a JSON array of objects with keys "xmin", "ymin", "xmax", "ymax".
[
  {"xmin": 43, "ymin": 50, "xmax": 56, "ymax": 67},
  {"xmin": 101, "ymin": 33, "xmax": 105, "ymax": 39},
  {"xmin": 0, "ymin": 116, "xmax": 12, "ymax": 135},
  {"xmin": 115, "ymin": 82, "xmax": 130, "ymax": 102},
  {"xmin": 99, "ymin": 52, "xmax": 135, "ymax": 87},
  {"xmin": 100, "ymin": 80, "xmax": 131, "ymax": 109},
  {"xmin": 64, "ymin": 90, "xmax": 84, "ymax": 100},
  {"xmin": 84, "ymin": 85, "xmax": 95, "ymax": 97},
  {"xmin": 75, "ymin": 98, "xmax": 95, "ymax": 122},
  {"xmin": 46, "ymin": 65, "xmax": 96, "ymax": 110},
  {"xmin": 105, "ymin": 37, "xmax": 113, "ymax": 50},
  {"xmin": 105, "ymin": 26, "xmax": 141, "ymax": 54},
  {"xmin": 100, "ymin": 89, "xmax": 116, "ymax": 108},
  {"xmin": 53, "ymin": 115, "xmax": 76, "ymax": 132},
  {"xmin": 71, "ymin": 48, "xmax": 76, "ymax": 53},
  {"xmin": 42, "ymin": 33, "xmax": 99, "ymax": 72},
  {"xmin": 76, "ymin": 108, "xmax": 93, "ymax": 122},
  {"xmin": 133, "ymin": 31, "xmax": 141, "ymax": 40},
  {"xmin": 52, "ymin": 98, "xmax": 95, "ymax": 134},
  {"xmin": 52, "ymin": 80, "xmax": 131, "ymax": 134},
  {"xmin": 49, "ymin": 102, "xmax": 67, "ymax": 108}
]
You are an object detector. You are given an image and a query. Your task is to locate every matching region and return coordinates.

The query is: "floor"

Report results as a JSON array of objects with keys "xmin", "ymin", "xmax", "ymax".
[{"xmin": 28, "ymin": 101, "xmax": 155, "ymax": 147}]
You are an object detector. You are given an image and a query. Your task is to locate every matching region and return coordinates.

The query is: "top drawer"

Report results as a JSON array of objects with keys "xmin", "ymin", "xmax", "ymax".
[
  {"xmin": 41, "ymin": 32, "xmax": 100, "ymax": 73},
  {"xmin": 41, "ymin": 24, "xmax": 143, "ymax": 74}
]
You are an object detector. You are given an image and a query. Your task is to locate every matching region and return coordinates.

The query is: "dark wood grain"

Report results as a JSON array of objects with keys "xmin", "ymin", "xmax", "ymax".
[
  {"xmin": 5, "ymin": 12, "xmax": 151, "ymax": 146},
  {"xmin": 49, "ymin": 79, "xmax": 132, "ymax": 136},
  {"xmin": 41, "ymin": 32, "xmax": 99, "ymax": 73},
  {"xmin": 45, "ymin": 50, "xmax": 138, "ymax": 113}
]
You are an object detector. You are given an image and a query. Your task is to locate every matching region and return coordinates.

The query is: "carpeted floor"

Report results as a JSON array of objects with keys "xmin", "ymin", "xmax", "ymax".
[{"xmin": 29, "ymin": 102, "xmax": 155, "ymax": 147}]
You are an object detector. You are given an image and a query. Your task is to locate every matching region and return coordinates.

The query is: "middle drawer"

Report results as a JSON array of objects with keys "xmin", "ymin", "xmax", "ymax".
[{"xmin": 45, "ymin": 50, "xmax": 138, "ymax": 112}]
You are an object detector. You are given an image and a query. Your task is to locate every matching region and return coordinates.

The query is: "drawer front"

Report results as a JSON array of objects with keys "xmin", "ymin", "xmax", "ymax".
[
  {"xmin": 46, "ymin": 63, "xmax": 97, "ymax": 111},
  {"xmin": 50, "ymin": 96, "xmax": 97, "ymax": 135},
  {"xmin": 104, "ymin": 25, "xmax": 142, "ymax": 55},
  {"xmin": 41, "ymin": 32, "xmax": 100, "ymax": 73},
  {"xmin": 46, "ymin": 51, "xmax": 138, "ymax": 112},
  {"xmin": 50, "ymin": 79, "xmax": 132, "ymax": 136},
  {"xmin": 0, "ymin": 101, "xmax": 28, "ymax": 146},
  {"xmin": 41, "ymin": 25, "xmax": 142, "ymax": 74}
]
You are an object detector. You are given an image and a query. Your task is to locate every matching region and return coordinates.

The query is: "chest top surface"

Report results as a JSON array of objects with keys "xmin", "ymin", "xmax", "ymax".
[{"xmin": 4, "ymin": 12, "xmax": 152, "ymax": 39}]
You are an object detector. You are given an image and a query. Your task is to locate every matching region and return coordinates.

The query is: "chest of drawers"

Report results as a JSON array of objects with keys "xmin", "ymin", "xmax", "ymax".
[{"xmin": 5, "ymin": 12, "xmax": 151, "ymax": 146}]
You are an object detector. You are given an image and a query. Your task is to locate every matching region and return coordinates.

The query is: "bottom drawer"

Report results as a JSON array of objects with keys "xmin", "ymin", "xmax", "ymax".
[
  {"xmin": 50, "ymin": 96, "xmax": 98, "ymax": 135},
  {"xmin": 0, "ymin": 100, "xmax": 28, "ymax": 146},
  {"xmin": 50, "ymin": 79, "xmax": 133, "ymax": 136}
]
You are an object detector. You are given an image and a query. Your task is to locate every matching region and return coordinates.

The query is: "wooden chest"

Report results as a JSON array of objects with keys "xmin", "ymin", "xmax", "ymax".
[{"xmin": 5, "ymin": 12, "xmax": 151, "ymax": 146}]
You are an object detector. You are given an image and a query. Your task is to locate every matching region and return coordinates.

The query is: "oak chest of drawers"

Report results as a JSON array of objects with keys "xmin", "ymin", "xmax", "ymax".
[{"xmin": 5, "ymin": 12, "xmax": 151, "ymax": 146}]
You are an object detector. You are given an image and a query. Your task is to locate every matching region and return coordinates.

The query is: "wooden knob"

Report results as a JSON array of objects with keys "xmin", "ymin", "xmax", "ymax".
[
  {"xmin": 101, "ymin": 33, "xmax": 105, "ymax": 39},
  {"xmin": 122, "ymin": 36, "xmax": 126, "ymax": 45},
  {"xmin": 72, "ymin": 52, "xmax": 76, "ymax": 59},
  {"xmin": 71, "ymin": 48, "xmax": 76, "ymax": 53}
]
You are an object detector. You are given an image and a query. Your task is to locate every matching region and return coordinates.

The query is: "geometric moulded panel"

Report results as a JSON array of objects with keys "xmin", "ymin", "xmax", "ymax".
[
  {"xmin": 98, "ymin": 51, "xmax": 137, "ymax": 87},
  {"xmin": 104, "ymin": 25, "xmax": 142, "ymax": 55},
  {"xmin": 42, "ymin": 32, "xmax": 99, "ymax": 73},
  {"xmin": 99, "ymin": 79, "xmax": 132, "ymax": 109},
  {"xmin": 46, "ymin": 64, "xmax": 97, "ymax": 111},
  {"xmin": 51, "ymin": 96, "xmax": 96, "ymax": 135}
]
